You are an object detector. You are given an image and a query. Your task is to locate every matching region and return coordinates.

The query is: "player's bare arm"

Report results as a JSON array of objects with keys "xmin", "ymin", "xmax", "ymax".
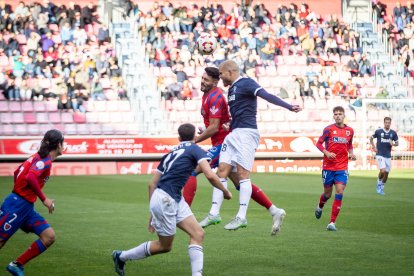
[
  {"xmin": 199, "ymin": 160, "xmax": 232, "ymax": 200},
  {"xmin": 323, "ymin": 149, "xmax": 336, "ymax": 159},
  {"xmin": 370, "ymin": 136, "xmax": 377, "ymax": 152},
  {"xmin": 348, "ymin": 150, "xmax": 357, "ymax": 160},
  {"xmin": 195, "ymin": 118, "xmax": 220, "ymax": 143}
]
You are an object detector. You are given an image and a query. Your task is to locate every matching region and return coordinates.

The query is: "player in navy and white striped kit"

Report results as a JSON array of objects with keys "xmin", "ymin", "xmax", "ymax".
[
  {"xmin": 370, "ymin": 117, "xmax": 399, "ymax": 195},
  {"xmin": 112, "ymin": 124, "xmax": 231, "ymax": 276},
  {"xmin": 217, "ymin": 60, "xmax": 302, "ymax": 231}
]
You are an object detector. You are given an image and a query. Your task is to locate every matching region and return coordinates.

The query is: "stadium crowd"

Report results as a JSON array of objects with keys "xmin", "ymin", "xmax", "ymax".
[
  {"xmin": 0, "ymin": 0, "xmax": 127, "ymax": 113},
  {"xmin": 0, "ymin": 0, "xmax": 409, "ymax": 109},
  {"xmin": 129, "ymin": 1, "xmax": 383, "ymax": 104}
]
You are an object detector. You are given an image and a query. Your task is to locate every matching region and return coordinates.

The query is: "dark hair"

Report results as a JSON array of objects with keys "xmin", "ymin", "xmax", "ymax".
[
  {"xmin": 333, "ymin": 106, "xmax": 345, "ymax": 113},
  {"xmin": 205, "ymin": 67, "xmax": 220, "ymax": 80},
  {"xmin": 384, "ymin": 117, "xmax": 392, "ymax": 122},
  {"xmin": 38, "ymin": 129, "xmax": 64, "ymax": 158},
  {"xmin": 178, "ymin": 123, "xmax": 195, "ymax": 141}
]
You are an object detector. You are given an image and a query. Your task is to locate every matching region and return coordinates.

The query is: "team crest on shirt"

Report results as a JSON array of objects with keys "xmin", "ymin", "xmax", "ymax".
[
  {"xmin": 381, "ymin": 133, "xmax": 384, "ymax": 137},
  {"xmin": 346, "ymin": 130, "xmax": 351, "ymax": 136},
  {"xmin": 333, "ymin": 131, "xmax": 337, "ymax": 134},
  {"xmin": 210, "ymin": 106, "xmax": 219, "ymax": 115},
  {"xmin": 4, "ymin": 223, "xmax": 11, "ymax": 231},
  {"xmin": 36, "ymin": 161, "xmax": 45, "ymax": 170}
]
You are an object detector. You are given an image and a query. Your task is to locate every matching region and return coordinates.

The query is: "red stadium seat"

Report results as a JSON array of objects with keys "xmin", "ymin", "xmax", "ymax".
[
  {"xmin": 89, "ymin": 123, "xmax": 102, "ymax": 135},
  {"xmin": 94, "ymin": 101, "xmax": 107, "ymax": 111},
  {"xmin": 36, "ymin": 112, "xmax": 49, "ymax": 123},
  {"xmin": 106, "ymin": 101, "xmax": 119, "ymax": 112},
  {"xmin": 46, "ymin": 101, "xmax": 58, "ymax": 112},
  {"xmin": 110, "ymin": 112, "xmax": 123, "ymax": 123},
  {"xmin": 14, "ymin": 124, "xmax": 27, "ymax": 135},
  {"xmin": 265, "ymin": 66, "xmax": 277, "ymax": 76},
  {"xmin": 0, "ymin": 101, "xmax": 8, "ymax": 112},
  {"xmin": 73, "ymin": 112, "xmax": 86, "ymax": 123},
  {"xmin": 101, "ymin": 124, "xmax": 115, "ymax": 134},
  {"xmin": 97, "ymin": 112, "xmax": 110, "ymax": 123},
  {"xmin": 12, "ymin": 113, "xmax": 24, "ymax": 123},
  {"xmin": 27, "ymin": 124, "xmax": 41, "ymax": 135},
  {"xmin": 61, "ymin": 112, "xmax": 74, "ymax": 123},
  {"xmin": 49, "ymin": 112, "xmax": 61, "ymax": 123},
  {"xmin": 77, "ymin": 123, "xmax": 90, "ymax": 135},
  {"xmin": 9, "ymin": 101, "xmax": 21, "ymax": 112},
  {"xmin": 39, "ymin": 124, "xmax": 51, "ymax": 135},
  {"xmin": 0, "ymin": 124, "xmax": 14, "ymax": 136},
  {"xmin": 33, "ymin": 101, "xmax": 47, "ymax": 112},
  {"xmin": 64, "ymin": 124, "xmax": 77, "ymax": 135},
  {"xmin": 86, "ymin": 112, "xmax": 98, "ymax": 123},
  {"xmin": 23, "ymin": 113, "xmax": 37, "ymax": 124},
  {"xmin": 21, "ymin": 101, "xmax": 34, "ymax": 112}
]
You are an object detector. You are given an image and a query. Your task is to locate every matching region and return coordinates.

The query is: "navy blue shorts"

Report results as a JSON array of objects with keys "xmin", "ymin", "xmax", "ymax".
[
  {"xmin": 322, "ymin": 170, "xmax": 349, "ymax": 187},
  {"xmin": 0, "ymin": 193, "xmax": 50, "ymax": 241}
]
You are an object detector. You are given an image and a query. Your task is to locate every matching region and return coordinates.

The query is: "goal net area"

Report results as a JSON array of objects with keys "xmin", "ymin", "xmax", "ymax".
[{"xmin": 359, "ymin": 99, "xmax": 414, "ymax": 170}]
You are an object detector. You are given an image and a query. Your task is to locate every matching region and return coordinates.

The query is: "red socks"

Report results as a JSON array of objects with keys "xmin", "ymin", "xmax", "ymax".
[
  {"xmin": 183, "ymin": 175, "xmax": 197, "ymax": 206},
  {"xmin": 330, "ymin": 194, "xmax": 343, "ymax": 223},
  {"xmin": 251, "ymin": 183, "xmax": 273, "ymax": 209},
  {"xmin": 16, "ymin": 239, "xmax": 47, "ymax": 265},
  {"xmin": 319, "ymin": 193, "xmax": 329, "ymax": 208}
]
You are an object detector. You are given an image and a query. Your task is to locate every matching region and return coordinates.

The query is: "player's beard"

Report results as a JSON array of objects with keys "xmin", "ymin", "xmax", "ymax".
[{"xmin": 201, "ymin": 83, "xmax": 213, "ymax": 93}]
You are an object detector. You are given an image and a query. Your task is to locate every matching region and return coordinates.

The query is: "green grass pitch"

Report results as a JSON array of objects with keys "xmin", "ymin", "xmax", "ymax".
[{"xmin": 1, "ymin": 170, "xmax": 413, "ymax": 275}]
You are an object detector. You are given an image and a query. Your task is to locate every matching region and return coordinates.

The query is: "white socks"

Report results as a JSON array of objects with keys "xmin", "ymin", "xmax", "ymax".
[
  {"xmin": 188, "ymin": 245, "xmax": 203, "ymax": 276},
  {"xmin": 268, "ymin": 205, "xmax": 278, "ymax": 216},
  {"xmin": 120, "ymin": 241, "xmax": 151, "ymax": 261},
  {"xmin": 209, "ymin": 178, "xmax": 227, "ymax": 216},
  {"xmin": 236, "ymin": 179, "xmax": 252, "ymax": 219}
]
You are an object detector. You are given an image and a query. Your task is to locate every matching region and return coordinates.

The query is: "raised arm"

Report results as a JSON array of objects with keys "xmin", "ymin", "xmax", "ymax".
[{"xmin": 256, "ymin": 89, "xmax": 302, "ymax": 112}]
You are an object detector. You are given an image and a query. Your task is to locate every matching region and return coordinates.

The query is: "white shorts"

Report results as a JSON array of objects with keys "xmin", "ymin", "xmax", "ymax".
[
  {"xmin": 219, "ymin": 128, "xmax": 260, "ymax": 171},
  {"xmin": 376, "ymin": 155, "xmax": 391, "ymax": 172},
  {"xmin": 150, "ymin": 188, "xmax": 193, "ymax": 237}
]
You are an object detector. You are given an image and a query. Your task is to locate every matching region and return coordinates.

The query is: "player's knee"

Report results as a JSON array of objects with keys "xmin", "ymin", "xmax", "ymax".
[
  {"xmin": 194, "ymin": 228, "xmax": 205, "ymax": 243},
  {"xmin": 41, "ymin": 228, "xmax": 56, "ymax": 247},
  {"xmin": 380, "ymin": 169, "xmax": 387, "ymax": 174}
]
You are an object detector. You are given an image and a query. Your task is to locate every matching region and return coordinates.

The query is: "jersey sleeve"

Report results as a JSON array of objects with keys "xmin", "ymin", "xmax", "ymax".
[
  {"xmin": 392, "ymin": 130, "xmax": 399, "ymax": 142},
  {"xmin": 371, "ymin": 129, "xmax": 378, "ymax": 139},
  {"xmin": 316, "ymin": 126, "xmax": 330, "ymax": 152},
  {"xmin": 348, "ymin": 129, "xmax": 354, "ymax": 150},
  {"xmin": 208, "ymin": 94, "xmax": 226, "ymax": 118},
  {"xmin": 193, "ymin": 145, "xmax": 210, "ymax": 164},
  {"xmin": 247, "ymin": 78, "xmax": 263, "ymax": 96},
  {"xmin": 156, "ymin": 155, "xmax": 168, "ymax": 174}
]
